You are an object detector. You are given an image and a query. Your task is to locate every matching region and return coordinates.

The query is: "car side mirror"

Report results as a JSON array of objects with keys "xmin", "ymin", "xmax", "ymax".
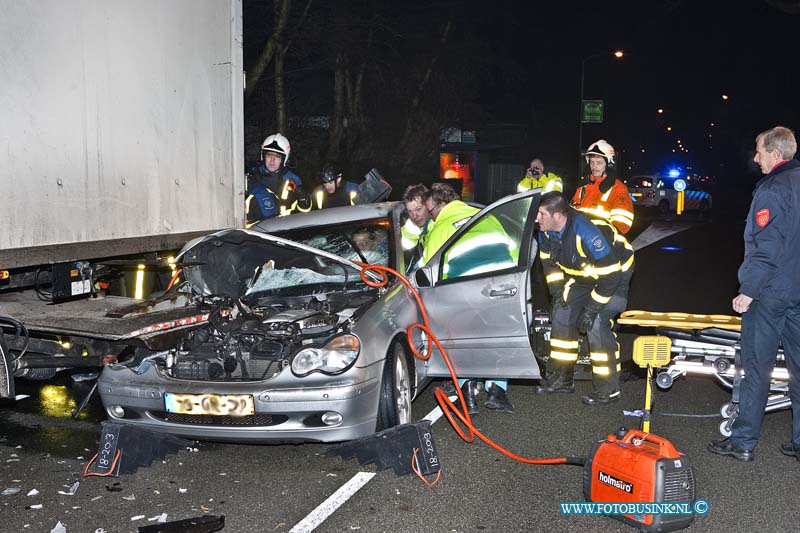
[{"xmin": 415, "ymin": 266, "xmax": 432, "ymax": 288}]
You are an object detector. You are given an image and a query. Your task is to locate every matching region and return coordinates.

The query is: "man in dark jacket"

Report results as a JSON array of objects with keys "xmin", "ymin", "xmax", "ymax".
[
  {"xmin": 312, "ymin": 164, "xmax": 360, "ymax": 209},
  {"xmin": 246, "ymin": 133, "xmax": 311, "ymax": 223},
  {"xmin": 534, "ymin": 192, "xmax": 634, "ymax": 406},
  {"xmin": 708, "ymin": 126, "xmax": 800, "ymax": 462}
]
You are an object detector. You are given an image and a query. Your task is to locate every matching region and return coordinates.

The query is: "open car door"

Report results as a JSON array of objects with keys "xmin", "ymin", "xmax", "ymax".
[{"xmin": 415, "ymin": 190, "xmax": 541, "ymax": 379}]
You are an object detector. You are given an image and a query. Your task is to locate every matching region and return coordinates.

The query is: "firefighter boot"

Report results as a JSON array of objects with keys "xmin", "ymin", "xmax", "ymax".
[
  {"xmin": 582, "ymin": 361, "xmax": 621, "ymax": 405},
  {"xmin": 460, "ymin": 380, "xmax": 479, "ymax": 416},
  {"xmin": 581, "ymin": 390, "xmax": 621, "ymax": 406},
  {"xmin": 534, "ymin": 363, "xmax": 574, "ymax": 395},
  {"xmin": 485, "ymin": 384, "xmax": 514, "ymax": 413}
]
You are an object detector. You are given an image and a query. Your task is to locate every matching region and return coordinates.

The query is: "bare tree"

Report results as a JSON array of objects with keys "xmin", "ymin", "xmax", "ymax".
[
  {"xmin": 246, "ymin": 0, "xmax": 291, "ymax": 99},
  {"xmin": 392, "ymin": 15, "xmax": 453, "ymax": 170}
]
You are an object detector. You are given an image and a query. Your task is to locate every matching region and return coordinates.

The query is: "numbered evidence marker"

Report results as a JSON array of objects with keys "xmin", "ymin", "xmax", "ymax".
[
  {"xmin": 86, "ymin": 422, "xmax": 191, "ymax": 476},
  {"xmin": 324, "ymin": 420, "xmax": 441, "ymax": 476}
]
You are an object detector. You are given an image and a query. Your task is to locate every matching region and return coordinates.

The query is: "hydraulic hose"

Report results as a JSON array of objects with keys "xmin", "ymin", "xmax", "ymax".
[{"xmin": 356, "ymin": 263, "xmax": 585, "ymax": 467}]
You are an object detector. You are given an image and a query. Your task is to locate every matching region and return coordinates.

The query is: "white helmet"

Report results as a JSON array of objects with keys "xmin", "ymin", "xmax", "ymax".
[
  {"xmin": 261, "ymin": 133, "xmax": 291, "ymax": 166},
  {"xmin": 584, "ymin": 139, "xmax": 615, "ymax": 167}
]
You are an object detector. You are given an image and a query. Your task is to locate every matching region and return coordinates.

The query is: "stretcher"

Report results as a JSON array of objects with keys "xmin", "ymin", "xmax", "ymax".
[{"xmin": 618, "ymin": 311, "xmax": 790, "ymax": 437}]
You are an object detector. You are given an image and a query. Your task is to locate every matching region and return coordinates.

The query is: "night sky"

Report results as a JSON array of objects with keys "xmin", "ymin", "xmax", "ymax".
[
  {"xmin": 243, "ymin": 0, "xmax": 799, "ymax": 200},
  {"xmin": 475, "ymin": 0, "xmax": 799, "ymax": 178}
]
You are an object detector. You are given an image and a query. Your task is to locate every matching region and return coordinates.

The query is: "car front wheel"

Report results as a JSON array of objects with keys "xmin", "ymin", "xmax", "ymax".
[{"xmin": 376, "ymin": 342, "xmax": 413, "ymax": 431}]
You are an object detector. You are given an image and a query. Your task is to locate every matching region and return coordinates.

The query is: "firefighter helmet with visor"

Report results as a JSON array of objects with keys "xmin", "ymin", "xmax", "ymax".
[
  {"xmin": 584, "ymin": 139, "xmax": 616, "ymax": 167},
  {"xmin": 261, "ymin": 133, "xmax": 291, "ymax": 166}
]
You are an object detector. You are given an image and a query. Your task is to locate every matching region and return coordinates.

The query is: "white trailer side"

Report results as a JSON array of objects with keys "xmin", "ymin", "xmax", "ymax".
[{"xmin": 0, "ymin": 0, "xmax": 244, "ymax": 269}]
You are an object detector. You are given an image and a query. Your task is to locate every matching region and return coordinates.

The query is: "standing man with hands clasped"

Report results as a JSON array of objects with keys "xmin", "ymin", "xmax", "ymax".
[{"xmin": 708, "ymin": 126, "xmax": 800, "ymax": 462}]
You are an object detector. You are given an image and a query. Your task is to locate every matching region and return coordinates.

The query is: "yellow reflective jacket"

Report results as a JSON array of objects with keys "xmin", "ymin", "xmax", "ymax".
[
  {"xmin": 401, "ymin": 218, "xmax": 434, "ymax": 251},
  {"xmin": 518, "ymin": 172, "xmax": 563, "ymax": 193},
  {"xmin": 423, "ymin": 201, "xmax": 518, "ymax": 278}
]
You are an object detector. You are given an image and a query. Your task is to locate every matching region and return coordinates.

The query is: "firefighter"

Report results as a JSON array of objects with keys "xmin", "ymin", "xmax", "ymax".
[
  {"xmin": 534, "ymin": 191, "xmax": 634, "ymax": 405},
  {"xmin": 401, "ymin": 184, "xmax": 434, "ymax": 273},
  {"xmin": 246, "ymin": 133, "xmax": 311, "ymax": 223},
  {"xmin": 572, "ymin": 140, "xmax": 634, "ymax": 234},
  {"xmin": 312, "ymin": 164, "xmax": 360, "ymax": 209},
  {"xmin": 422, "ymin": 182, "xmax": 517, "ymax": 413},
  {"xmin": 518, "ymin": 158, "xmax": 564, "ymax": 193},
  {"xmin": 708, "ymin": 126, "xmax": 800, "ymax": 462}
]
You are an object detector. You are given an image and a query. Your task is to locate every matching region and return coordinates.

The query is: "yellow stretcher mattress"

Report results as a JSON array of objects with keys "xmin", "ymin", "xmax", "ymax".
[{"xmin": 618, "ymin": 310, "xmax": 741, "ymax": 332}]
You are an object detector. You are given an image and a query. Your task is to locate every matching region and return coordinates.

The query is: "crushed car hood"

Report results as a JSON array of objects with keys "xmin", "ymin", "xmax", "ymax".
[{"xmin": 176, "ymin": 228, "xmax": 370, "ymax": 299}]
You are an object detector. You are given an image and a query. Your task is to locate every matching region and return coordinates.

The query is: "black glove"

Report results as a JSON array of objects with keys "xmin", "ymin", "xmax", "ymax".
[{"xmin": 577, "ymin": 302, "xmax": 603, "ymax": 335}]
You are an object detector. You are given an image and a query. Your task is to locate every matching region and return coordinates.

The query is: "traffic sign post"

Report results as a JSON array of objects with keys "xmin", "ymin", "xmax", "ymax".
[
  {"xmin": 674, "ymin": 179, "xmax": 686, "ymax": 215},
  {"xmin": 582, "ymin": 100, "xmax": 604, "ymax": 123}
]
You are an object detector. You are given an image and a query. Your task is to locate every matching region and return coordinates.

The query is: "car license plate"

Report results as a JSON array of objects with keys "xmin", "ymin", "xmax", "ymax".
[{"xmin": 164, "ymin": 393, "xmax": 255, "ymax": 416}]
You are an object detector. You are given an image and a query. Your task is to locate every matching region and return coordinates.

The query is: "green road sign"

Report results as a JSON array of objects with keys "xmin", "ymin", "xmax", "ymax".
[{"xmin": 582, "ymin": 100, "xmax": 604, "ymax": 123}]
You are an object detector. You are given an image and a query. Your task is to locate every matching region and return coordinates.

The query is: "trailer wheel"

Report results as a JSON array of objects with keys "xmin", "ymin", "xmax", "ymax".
[{"xmin": 376, "ymin": 342, "xmax": 413, "ymax": 431}]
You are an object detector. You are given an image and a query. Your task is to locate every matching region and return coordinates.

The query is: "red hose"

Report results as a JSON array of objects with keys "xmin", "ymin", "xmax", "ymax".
[{"xmin": 357, "ymin": 263, "xmax": 581, "ymax": 467}]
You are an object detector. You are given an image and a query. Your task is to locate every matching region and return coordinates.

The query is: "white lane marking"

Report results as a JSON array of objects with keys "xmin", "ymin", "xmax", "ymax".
[
  {"xmin": 289, "ymin": 472, "xmax": 376, "ymax": 533},
  {"xmin": 289, "ymin": 393, "xmax": 453, "ymax": 531}
]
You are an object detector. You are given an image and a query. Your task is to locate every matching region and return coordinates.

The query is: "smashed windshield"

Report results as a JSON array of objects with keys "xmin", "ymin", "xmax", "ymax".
[
  {"xmin": 277, "ymin": 219, "xmax": 391, "ymax": 267},
  {"xmin": 245, "ymin": 219, "xmax": 391, "ymax": 297}
]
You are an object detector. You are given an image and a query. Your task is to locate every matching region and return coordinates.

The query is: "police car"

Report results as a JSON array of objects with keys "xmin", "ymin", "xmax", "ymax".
[{"xmin": 628, "ymin": 174, "xmax": 712, "ymax": 214}]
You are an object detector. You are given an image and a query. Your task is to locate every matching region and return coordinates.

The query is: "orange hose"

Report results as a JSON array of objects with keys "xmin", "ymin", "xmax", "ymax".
[
  {"xmin": 357, "ymin": 262, "xmax": 579, "ymax": 466},
  {"xmin": 166, "ymin": 268, "xmax": 183, "ymax": 290}
]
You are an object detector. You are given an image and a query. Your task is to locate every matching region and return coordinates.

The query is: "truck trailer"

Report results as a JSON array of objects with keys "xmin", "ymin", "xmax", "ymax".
[{"xmin": 0, "ymin": 0, "xmax": 244, "ymax": 398}]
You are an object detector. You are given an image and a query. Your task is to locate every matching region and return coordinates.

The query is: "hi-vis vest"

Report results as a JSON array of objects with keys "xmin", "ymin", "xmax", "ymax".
[
  {"xmin": 423, "ymin": 201, "xmax": 518, "ymax": 279},
  {"xmin": 518, "ymin": 172, "xmax": 564, "ymax": 193},
  {"xmin": 401, "ymin": 218, "xmax": 434, "ymax": 251}
]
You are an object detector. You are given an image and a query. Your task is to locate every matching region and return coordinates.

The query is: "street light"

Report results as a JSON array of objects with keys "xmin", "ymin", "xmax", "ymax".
[{"xmin": 578, "ymin": 50, "xmax": 624, "ymax": 178}]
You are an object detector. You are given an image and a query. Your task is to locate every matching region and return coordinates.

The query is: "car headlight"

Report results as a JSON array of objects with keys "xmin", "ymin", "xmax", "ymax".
[{"xmin": 291, "ymin": 334, "xmax": 360, "ymax": 377}]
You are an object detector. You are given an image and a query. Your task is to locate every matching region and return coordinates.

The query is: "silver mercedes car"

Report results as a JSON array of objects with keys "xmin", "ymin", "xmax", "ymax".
[{"xmin": 97, "ymin": 190, "xmax": 543, "ymax": 442}]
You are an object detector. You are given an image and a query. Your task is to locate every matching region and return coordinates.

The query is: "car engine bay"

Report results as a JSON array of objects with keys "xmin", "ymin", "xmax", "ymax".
[{"xmin": 132, "ymin": 291, "xmax": 377, "ymax": 382}]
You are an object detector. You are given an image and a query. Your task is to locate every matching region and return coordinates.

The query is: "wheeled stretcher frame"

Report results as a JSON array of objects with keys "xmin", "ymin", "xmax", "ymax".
[{"xmin": 618, "ymin": 311, "xmax": 791, "ymax": 437}]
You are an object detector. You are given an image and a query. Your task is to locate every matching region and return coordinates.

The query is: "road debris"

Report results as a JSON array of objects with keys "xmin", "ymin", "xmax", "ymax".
[{"xmin": 58, "ymin": 481, "xmax": 80, "ymax": 496}]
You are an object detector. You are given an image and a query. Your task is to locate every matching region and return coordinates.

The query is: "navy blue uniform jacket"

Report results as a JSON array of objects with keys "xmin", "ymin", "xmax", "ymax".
[{"xmin": 739, "ymin": 159, "xmax": 800, "ymax": 299}]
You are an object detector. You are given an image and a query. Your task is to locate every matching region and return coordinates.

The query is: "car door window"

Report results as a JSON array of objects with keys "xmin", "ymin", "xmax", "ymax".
[{"xmin": 439, "ymin": 196, "xmax": 531, "ymax": 280}]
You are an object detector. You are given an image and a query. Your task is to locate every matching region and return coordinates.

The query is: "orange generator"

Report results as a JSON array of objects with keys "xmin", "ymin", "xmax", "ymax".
[{"xmin": 584, "ymin": 428, "xmax": 697, "ymax": 532}]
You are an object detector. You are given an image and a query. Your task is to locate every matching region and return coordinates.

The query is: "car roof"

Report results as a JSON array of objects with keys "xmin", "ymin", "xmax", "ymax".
[{"xmin": 251, "ymin": 202, "xmax": 403, "ymax": 233}]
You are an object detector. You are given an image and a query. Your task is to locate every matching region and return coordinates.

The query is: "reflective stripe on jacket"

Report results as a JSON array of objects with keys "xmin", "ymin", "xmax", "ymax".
[
  {"xmin": 572, "ymin": 175, "xmax": 634, "ymax": 234},
  {"xmin": 246, "ymin": 167, "xmax": 306, "ymax": 222},
  {"xmin": 423, "ymin": 200, "xmax": 517, "ymax": 278},
  {"xmin": 312, "ymin": 181, "xmax": 360, "ymax": 209},
  {"xmin": 401, "ymin": 218, "xmax": 434, "ymax": 250},
  {"xmin": 538, "ymin": 209, "xmax": 634, "ymax": 306}
]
